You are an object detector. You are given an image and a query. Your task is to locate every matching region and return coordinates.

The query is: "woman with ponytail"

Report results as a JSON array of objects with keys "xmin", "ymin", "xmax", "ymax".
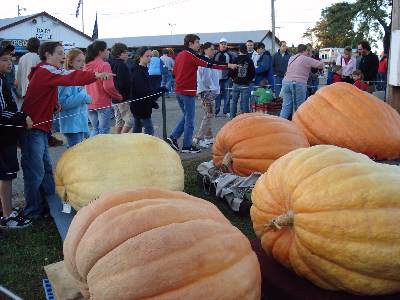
[
  {"xmin": 130, "ymin": 46, "xmax": 167, "ymax": 135},
  {"xmin": 84, "ymin": 41, "xmax": 122, "ymax": 136}
]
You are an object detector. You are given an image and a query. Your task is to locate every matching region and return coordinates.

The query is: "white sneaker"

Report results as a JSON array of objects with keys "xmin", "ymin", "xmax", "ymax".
[
  {"xmin": 205, "ymin": 138, "xmax": 215, "ymax": 145},
  {"xmin": 0, "ymin": 211, "xmax": 32, "ymax": 229},
  {"xmin": 225, "ymin": 113, "xmax": 230, "ymax": 118},
  {"xmin": 198, "ymin": 139, "xmax": 209, "ymax": 148}
]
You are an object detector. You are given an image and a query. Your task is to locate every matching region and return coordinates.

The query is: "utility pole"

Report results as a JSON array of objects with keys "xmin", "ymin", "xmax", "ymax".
[
  {"xmin": 271, "ymin": 0, "xmax": 276, "ymax": 55},
  {"xmin": 81, "ymin": 0, "xmax": 85, "ymax": 33},
  {"xmin": 168, "ymin": 23, "xmax": 176, "ymax": 36},
  {"xmin": 387, "ymin": 0, "xmax": 400, "ymax": 112},
  {"xmin": 17, "ymin": 4, "xmax": 26, "ymax": 16}
]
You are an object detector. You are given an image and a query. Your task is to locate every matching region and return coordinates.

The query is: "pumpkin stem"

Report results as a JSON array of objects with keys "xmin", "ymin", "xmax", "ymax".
[
  {"xmin": 221, "ymin": 152, "xmax": 233, "ymax": 172},
  {"xmin": 265, "ymin": 210, "xmax": 294, "ymax": 231}
]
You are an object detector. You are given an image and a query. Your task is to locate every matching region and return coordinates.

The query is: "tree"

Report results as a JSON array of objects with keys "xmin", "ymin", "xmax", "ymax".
[
  {"xmin": 304, "ymin": 0, "xmax": 392, "ymax": 53},
  {"xmin": 353, "ymin": 0, "xmax": 392, "ymax": 53}
]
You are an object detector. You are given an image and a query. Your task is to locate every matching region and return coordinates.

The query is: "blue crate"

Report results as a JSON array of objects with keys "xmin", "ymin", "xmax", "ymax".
[{"xmin": 42, "ymin": 279, "xmax": 56, "ymax": 300}]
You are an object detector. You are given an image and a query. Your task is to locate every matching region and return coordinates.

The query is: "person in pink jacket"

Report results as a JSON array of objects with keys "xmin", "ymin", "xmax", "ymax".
[{"xmin": 84, "ymin": 41, "xmax": 122, "ymax": 136}]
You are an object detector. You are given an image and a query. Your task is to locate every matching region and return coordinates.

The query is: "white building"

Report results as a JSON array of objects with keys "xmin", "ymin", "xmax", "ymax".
[
  {"xmin": 103, "ymin": 30, "xmax": 280, "ymax": 52},
  {"xmin": 0, "ymin": 11, "xmax": 93, "ymax": 54}
]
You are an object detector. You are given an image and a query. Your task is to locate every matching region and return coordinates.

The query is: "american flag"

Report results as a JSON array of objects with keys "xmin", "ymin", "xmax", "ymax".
[{"xmin": 75, "ymin": 0, "xmax": 82, "ymax": 18}]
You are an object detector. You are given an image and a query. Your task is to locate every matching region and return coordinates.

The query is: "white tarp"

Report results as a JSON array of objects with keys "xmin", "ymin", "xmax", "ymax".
[{"xmin": 197, "ymin": 161, "xmax": 261, "ymax": 212}]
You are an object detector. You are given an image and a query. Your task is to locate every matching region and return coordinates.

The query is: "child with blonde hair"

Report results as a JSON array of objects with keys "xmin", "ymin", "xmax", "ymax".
[{"xmin": 58, "ymin": 48, "xmax": 92, "ymax": 148}]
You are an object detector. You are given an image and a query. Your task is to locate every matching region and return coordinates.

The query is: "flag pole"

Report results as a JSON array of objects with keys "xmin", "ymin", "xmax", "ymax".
[{"xmin": 81, "ymin": 0, "xmax": 85, "ymax": 33}]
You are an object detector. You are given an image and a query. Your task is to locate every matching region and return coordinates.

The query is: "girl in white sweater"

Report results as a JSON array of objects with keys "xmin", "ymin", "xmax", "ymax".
[{"xmin": 194, "ymin": 42, "xmax": 220, "ymax": 148}]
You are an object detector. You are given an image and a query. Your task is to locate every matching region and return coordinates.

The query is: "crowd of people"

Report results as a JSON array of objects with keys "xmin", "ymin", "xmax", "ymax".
[{"xmin": 0, "ymin": 33, "xmax": 388, "ymax": 229}]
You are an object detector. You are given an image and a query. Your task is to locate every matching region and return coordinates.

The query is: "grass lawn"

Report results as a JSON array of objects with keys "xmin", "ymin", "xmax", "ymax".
[{"xmin": 0, "ymin": 157, "xmax": 255, "ymax": 299}]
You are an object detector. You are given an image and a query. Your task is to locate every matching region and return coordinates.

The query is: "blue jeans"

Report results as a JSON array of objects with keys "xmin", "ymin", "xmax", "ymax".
[
  {"xmin": 230, "ymin": 83, "xmax": 250, "ymax": 118},
  {"xmin": 215, "ymin": 79, "xmax": 232, "ymax": 115},
  {"xmin": 279, "ymin": 81, "xmax": 307, "ymax": 120},
  {"xmin": 377, "ymin": 72, "xmax": 387, "ymax": 91},
  {"xmin": 161, "ymin": 70, "xmax": 173, "ymax": 95},
  {"xmin": 133, "ymin": 117, "xmax": 154, "ymax": 135},
  {"xmin": 52, "ymin": 113, "xmax": 60, "ymax": 132},
  {"xmin": 170, "ymin": 93, "xmax": 195, "ymax": 148},
  {"xmin": 274, "ymin": 75, "xmax": 283, "ymax": 97},
  {"xmin": 64, "ymin": 132, "xmax": 85, "ymax": 148},
  {"xmin": 88, "ymin": 107, "xmax": 112, "ymax": 137},
  {"xmin": 20, "ymin": 129, "xmax": 55, "ymax": 218}
]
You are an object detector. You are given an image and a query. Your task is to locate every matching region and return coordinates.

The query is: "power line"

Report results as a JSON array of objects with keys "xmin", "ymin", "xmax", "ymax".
[
  {"xmin": 99, "ymin": 0, "xmax": 190, "ymax": 16},
  {"xmin": 51, "ymin": 0, "xmax": 190, "ymax": 17}
]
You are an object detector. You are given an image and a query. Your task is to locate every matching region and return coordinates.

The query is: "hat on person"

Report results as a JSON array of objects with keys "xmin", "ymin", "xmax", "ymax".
[
  {"xmin": 219, "ymin": 38, "xmax": 228, "ymax": 43},
  {"xmin": 0, "ymin": 44, "xmax": 15, "ymax": 56}
]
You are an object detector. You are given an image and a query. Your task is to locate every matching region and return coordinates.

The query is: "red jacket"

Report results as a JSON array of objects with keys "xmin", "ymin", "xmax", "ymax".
[
  {"xmin": 173, "ymin": 48, "xmax": 227, "ymax": 96},
  {"xmin": 354, "ymin": 80, "xmax": 369, "ymax": 91},
  {"xmin": 22, "ymin": 62, "xmax": 96, "ymax": 132},
  {"xmin": 332, "ymin": 73, "xmax": 342, "ymax": 83},
  {"xmin": 378, "ymin": 58, "xmax": 387, "ymax": 74}
]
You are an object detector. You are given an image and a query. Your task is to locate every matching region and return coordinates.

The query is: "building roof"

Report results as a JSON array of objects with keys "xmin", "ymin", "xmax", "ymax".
[
  {"xmin": 0, "ymin": 11, "xmax": 93, "ymax": 41},
  {"xmin": 103, "ymin": 30, "xmax": 280, "ymax": 48},
  {"xmin": 0, "ymin": 14, "xmax": 36, "ymax": 29}
]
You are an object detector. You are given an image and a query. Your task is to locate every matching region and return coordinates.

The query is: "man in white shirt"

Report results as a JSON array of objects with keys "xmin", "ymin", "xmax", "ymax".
[
  {"xmin": 16, "ymin": 37, "xmax": 41, "ymax": 98},
  {"xmin": 335, "ymin": 46, "xmax": 356, "ymax": 83}
]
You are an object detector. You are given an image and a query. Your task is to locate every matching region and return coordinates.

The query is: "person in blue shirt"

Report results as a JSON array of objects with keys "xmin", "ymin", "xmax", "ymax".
[
  {"xmin": 58, "ymin": 48, "xmax": 92, "ymax": 148},
  {"xmin": 254, "ymin": 42, "xmax": 274, "ymax": 88},
  {"xmin": 148, "ymin": 50, "xmax": 164, "ymax": 91}
]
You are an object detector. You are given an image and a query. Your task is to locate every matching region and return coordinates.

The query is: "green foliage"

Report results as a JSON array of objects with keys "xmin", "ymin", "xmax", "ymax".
[{"xmin": 304, "ymin": 0, "xmax": 391, "ymax": 51}]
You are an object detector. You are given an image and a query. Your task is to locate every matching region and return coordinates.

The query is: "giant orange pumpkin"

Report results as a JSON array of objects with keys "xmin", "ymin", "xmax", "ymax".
[
  {"xmin": 251, "ymin": 145, "xmax": 400, "ymax": 295},
  {"xmin": 213, "ymin": 113, "xmax": 310, "ymax": 176},
  {"xmin": 64, "ymin": 188, "xmax": 261, "ymax": 300},
  {"xmin": 293, "ymin": 82, "xmax": 400, "ymax": 160}
]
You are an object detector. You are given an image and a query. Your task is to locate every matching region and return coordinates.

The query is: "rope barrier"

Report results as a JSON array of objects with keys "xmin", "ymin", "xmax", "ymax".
[
  {"xmin": 0, "ymin": 80, "xmax": 388, "ymax": 129},
  {"xmin": 0, "ymin": 91, "xmax": 163, "ymax": 128}
]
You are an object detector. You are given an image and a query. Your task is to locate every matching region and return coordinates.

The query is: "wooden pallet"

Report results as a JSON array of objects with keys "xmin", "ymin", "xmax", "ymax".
[{"xmin": 44, "ymin": 261, "xmax": 84, "ymax": 300}]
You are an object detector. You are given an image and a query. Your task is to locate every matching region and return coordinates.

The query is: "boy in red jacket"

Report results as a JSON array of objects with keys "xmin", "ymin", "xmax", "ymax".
[
  {"xmin": 21, "ymin": 41, "xmax": 113, "ymax": 219},
  {"xmin": 166, "ymin": 34, "xmax": 237, "ymax": 153}
]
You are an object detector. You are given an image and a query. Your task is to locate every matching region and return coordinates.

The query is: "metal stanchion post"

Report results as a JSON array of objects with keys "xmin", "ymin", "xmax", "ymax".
[
  {"xmin": 162, "ymin": 93, "xmax": 167, "ymax": 140},
  {"xmin": 292, "ymin": 81, "xmax": 297, "ymax": 117}
]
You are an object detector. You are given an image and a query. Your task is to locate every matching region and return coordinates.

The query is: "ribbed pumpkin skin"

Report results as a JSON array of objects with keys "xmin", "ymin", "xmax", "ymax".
[
  {"xmin": 64, "ymin": 188, "xmax": 261, "ymax": 300},
  {"xmin": 293, "ymin": 82, "xmax": 400, "ymax": 160},
  {"xmin": 55, "ymin": 133, "xmax": 184, "ymax": 210},
  {"xmin": 251, "ymin": 145, "xmax": 400, "ymax": 295},
  {"xmin": 212, "ymin": 113, "xmax": 310, "ymax": 176}
]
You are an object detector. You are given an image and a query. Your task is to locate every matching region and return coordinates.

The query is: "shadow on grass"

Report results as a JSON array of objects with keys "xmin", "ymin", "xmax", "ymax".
[{"xmin": 0, "ymin": 156, "xmax": 255, "ymax": 299}]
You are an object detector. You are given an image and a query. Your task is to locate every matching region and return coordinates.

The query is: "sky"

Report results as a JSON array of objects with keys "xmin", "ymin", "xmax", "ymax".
[{"xmin": 0, "ymin": 0, "xmax": 345, "ymax": 45}]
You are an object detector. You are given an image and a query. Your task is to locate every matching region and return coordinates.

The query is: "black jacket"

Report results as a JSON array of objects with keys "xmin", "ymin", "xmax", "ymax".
[
  {"xmin": 109, "ymin": 58, "xmax": 131, "ymax": 103},
  {"xmin": 0, "ymin": 74, "xmax": 27, "ymax": 147},
  {"xmin": 130, "ymin": 63, "xmax": 163, "ymax": 119},
  {"xmin": 272, "ymin": 50, "xmax": 291, "ymax": 77},
  {"xmin": 214, "ymin": 50, "xmax": 237, "ymax": 80},
  {"xmin": 230, "ymin": 55, "xmax": 255, "ymax": 85},
  {"xmin": 359, "ymin": 52, "xmax": 379, "ymax": 82}
]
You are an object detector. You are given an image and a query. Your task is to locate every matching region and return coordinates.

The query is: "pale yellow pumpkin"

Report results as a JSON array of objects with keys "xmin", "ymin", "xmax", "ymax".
[
  {"xmin": 64, "ymin": 188, "xmax": 261, "ymax": 300},
  {"xmin": 55, "ymin": 134, "xmax": 184, "ymax": 210},
  {"xmin": 251, "ymin": 145, "xmax": 400, "ymax": 295}
]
